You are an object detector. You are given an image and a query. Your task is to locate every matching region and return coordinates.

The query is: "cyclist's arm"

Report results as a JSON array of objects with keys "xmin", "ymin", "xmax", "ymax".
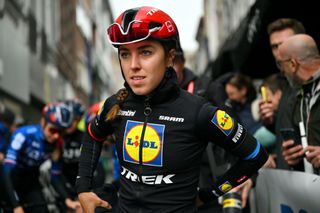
[
  {"xmin": 50, "ymin": 146, "xmax": 70, "ymax": 202},
  {"xmin": 2, "ymin": 132, "xmax": 26, "ymax": 208},
  {"xmin": 76, "ymin": 97, "xmax": 115, "ymax": 194},
  {"xmin": 196, "ymin": 104, "xmax": 268, "ymax": 202}
]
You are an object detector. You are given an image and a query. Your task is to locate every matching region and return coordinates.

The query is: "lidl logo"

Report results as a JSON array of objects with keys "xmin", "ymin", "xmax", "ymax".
[
  {"xmin": 219, "ymin": 181, "xmax": 233, "ymax": 193},
  {"xmin": 123, "ymin": 120, "xmax": 165, "ymax": 167},
  {"xmin": 211, "ymin": 110, "xmax": 234, "ymax": 136}
]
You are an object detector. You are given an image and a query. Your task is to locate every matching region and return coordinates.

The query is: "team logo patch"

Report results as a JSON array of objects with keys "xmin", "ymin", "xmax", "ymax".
[
  {"xmin": 123, "ymin": 120, "xmax": 165, "ymax": 167},
  {"xmin": 219, "ymin": 181, "xmax": 233, "ymax": 193},
  {"xmin": 211, "ymin": 110, "xmax": 234, "ymax": 136}
]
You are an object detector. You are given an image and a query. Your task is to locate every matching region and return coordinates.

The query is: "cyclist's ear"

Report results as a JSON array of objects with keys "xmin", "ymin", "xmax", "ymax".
[{"xmin": 166, "ymin": 49, "xmax": 176, "ymax": 67}]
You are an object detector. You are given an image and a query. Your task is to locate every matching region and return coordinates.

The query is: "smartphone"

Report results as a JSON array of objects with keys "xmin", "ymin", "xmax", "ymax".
[
  {"xmin": 260, "ymin": 86, "xmax": 268, "ymax": 102},
  {"xmin": 279, "ymin": 128, "xmax": 301, "ymax": 145}
]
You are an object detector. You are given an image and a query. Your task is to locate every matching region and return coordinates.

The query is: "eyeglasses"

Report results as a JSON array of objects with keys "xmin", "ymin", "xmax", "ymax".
[
  {"xmin": 107, "ymin": 20, "xmax": 161, "ymax": 45},
  {"xmin": 276, "ymin": 58, "xmax": 291, "ymax": 69}
]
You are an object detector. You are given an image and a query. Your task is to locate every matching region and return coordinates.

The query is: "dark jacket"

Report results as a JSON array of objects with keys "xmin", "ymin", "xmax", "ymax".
[
  {"xmin": 292, "ymin": 71, "xmax": 320, "ymax": 174},
  {"xmin": 179, "ymin": 67, "xmax": 198, "ymax": 93}
]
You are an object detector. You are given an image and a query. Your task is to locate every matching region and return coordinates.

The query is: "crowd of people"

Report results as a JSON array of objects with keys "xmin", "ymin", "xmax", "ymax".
[{"xmin": 0, "ymin": 5, "xmax": 319, "ymax": 213}]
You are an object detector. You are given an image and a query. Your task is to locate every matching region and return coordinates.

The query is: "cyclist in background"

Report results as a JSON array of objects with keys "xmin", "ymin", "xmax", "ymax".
[{"xmin": 0, "ymin": 103, "xmax": 81, "ymax": 213}]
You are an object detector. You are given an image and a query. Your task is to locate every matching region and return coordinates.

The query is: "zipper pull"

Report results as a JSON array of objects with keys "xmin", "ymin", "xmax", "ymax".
[{"xmin": 144, "ymin": 98, "xmax": 152, "ymax": 116}]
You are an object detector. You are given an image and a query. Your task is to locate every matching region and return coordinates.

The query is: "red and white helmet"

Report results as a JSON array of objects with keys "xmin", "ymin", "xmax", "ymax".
[{"xmin": 107, "ymin": 6, "xmax": 179, "ymax": 47}]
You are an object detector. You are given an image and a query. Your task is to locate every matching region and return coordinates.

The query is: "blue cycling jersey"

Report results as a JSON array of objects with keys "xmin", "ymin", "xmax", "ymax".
[
  {"xmin": 2, "ymin": 124, "xmax": 65, "ymax": 208},
  {"xmin": 4, "ymin": 124, "xmax": 54, "ymax": 170}
]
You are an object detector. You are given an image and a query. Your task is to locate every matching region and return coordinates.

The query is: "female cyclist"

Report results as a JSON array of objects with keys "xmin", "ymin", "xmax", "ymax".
[{"xmin": 76, "ymin": 6, "xmax": 268, "ymax": 213}]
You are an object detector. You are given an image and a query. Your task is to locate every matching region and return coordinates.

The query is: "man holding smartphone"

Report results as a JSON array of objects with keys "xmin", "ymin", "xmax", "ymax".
[{"xmin": 278, "ymin": 34, "xmax": 320, "ymax": 174}]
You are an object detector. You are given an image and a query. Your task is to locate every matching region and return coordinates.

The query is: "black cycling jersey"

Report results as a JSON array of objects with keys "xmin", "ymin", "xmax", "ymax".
[
  {"xmin": 61, "ymin": 129, "xmax": 105, "ymax": 196},
  {"xmin": 76, "ymin": 68, "xmax": 268, "ymax": 213},
  {"xmin": 62, "ymin": 129, "xmax": 84, "ymax": 185}
]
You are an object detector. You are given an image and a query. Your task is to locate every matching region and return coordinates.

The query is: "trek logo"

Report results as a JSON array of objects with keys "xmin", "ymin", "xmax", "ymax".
[
  {"xmin": 118, "ymin": 110, "xmax": 136, "ymax": 117},
  {"xmin": 146, "ymin": 8, "xmax": 158, "ymax": 16},
  {"xmin": 123, "ymin": 120, "xmax": 165, "ymax": 167},
  {"xmin": 121, "ymin": 166, "xmax": 175, "ymax": 185},
  {"xmin": 211, "ymin": 110, "xmax": 234, "ymax": 136},
  {"xmin": 159, "ymin": 115, "xmax": 184, "ymax": 123},
  {"xmin": 232, "ymin": 124, "xmax": 244, "ymax": 143}
]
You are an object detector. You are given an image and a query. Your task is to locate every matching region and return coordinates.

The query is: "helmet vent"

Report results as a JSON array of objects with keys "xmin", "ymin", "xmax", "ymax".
[
  {"xmin": 122, "ymin": 8, "xmax": 139, "ymax": 31},
  {"xmin": 149, "ymin": 22, "xmax": 162, "ymax": 29}
]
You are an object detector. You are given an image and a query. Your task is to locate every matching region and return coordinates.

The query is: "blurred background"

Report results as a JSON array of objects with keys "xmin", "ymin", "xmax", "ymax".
[{"xmin": 0, "ymin": 0, "xmax": 319, "ymax": 124}]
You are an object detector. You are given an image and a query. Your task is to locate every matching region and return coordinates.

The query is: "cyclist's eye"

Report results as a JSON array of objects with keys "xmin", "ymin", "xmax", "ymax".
[
  {"xmin": 119, "ymin": 51, "xmax": 130, "ymax": 59},
  {"xmin": 141, "ymin": 49, "xmax": 152, "ymax": 56}
]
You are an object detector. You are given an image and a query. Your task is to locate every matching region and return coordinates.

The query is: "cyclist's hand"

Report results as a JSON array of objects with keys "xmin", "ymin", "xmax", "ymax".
[
  {"xmin": 78, "ymin": 192, "xmax": 111, "ymax": 212},
  {"xmin": 195, "ymin": 195, "xmax": 204, "ymax": 207},
  {"xmin": 232, "ymin": 178, "xmax": 253, "ymax": 208},
  {"xmin": 13, "ymin": 206, "xmax": 25, "ymax": 213},
  {"xmin": 65, "ymin": 198, "xmax": 82, "ymax": 211},
  {"xmin": 263, "ymin": 154, "xmax": 276, "ymax": 168}
]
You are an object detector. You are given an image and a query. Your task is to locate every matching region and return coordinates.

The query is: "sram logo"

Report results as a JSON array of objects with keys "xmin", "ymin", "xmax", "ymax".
[
  {"xmin": 159, "ymin": 115, "xmax": 184, "ymax": 123},
  {"xmin": 121, "ymin": 166, "xmax": 175, "ymax": 185}
]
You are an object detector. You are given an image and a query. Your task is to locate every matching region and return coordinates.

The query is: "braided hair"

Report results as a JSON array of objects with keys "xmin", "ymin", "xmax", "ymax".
[{"xmin": 106, "ymin": 88, "xmax": 129, "ymax": 121}]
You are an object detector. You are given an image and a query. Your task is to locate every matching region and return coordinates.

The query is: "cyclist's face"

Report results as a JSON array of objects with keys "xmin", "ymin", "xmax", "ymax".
[
  {"xmin": 43, "ymin": 123, "xmax": 63, "ymax": 143},
  {"xmin": 119, "ymin": 40, "xmax": 175, "ymax": 96},
  {"xmin": 65, "ymin": 118, "xmax": 80, "ymax": 135}
]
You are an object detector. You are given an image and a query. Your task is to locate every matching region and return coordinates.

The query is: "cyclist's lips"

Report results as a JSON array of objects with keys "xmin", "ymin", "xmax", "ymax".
[{"xmin": 130, "ymin": 76, "xmax": 146, "ymax": 85}]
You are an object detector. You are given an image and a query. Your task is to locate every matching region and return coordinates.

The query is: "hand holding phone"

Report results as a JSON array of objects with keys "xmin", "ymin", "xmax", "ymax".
[
  {"xmin": 280, "ymin": 128, "xmax": 306, "ymax": 166},
  {"xmin": 279, "ymin": 128, "xmax": 301, "ymax": 145}
]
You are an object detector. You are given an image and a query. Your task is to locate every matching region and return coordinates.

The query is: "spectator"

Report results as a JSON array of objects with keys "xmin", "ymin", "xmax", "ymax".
[
  {"xmin": 173, "ymin": 46, "xmax": 198, "ymax": 94},
  {"xmin": 278, "ymin": 34, "xmax": 320, "ymax": 174},
  {"xmin": 225, "ymin": 73, "xmax": 258, "ymax": 134},
  {"xmin": 259, "ymin": 18, "xmax": 306, "ymax": 169},
  {"xmin": 256, "ymin": 74, "xmax": 289, "ymax": 169}
]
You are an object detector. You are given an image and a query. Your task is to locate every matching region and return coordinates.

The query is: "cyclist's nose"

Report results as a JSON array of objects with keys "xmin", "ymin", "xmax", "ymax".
[{"xmin": 130, "ymin": 53, "xmax": 141, "ymax": 71}]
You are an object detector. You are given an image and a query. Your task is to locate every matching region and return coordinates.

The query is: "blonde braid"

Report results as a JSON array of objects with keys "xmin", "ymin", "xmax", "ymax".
[{"xmin": 106, "ymin": 88, "xmax": 128, "ymax": 121}]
